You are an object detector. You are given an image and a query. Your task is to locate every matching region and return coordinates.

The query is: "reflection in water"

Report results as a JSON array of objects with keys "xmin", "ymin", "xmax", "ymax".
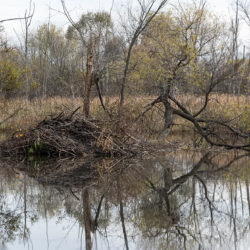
[{"xmin": 0, "ymin": 152, "xmax": 249, "ymax": 250}]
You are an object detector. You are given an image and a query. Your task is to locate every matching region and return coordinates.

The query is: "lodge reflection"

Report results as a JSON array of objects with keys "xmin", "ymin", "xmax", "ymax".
[{"xmin": 0, "ymin": 152, "xmax": 249, "ymax": 250}]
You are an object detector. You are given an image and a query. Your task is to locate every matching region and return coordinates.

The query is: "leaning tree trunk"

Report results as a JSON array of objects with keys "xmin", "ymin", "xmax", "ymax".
[
  {"xmin": 84, "ymin": 40, "xmax": 93, "ymax": 118},
  {"xmin": 158, "ymin": 83, "xmax": 173, "ymax": 140},
  {"xmin": 159, "ymin": 98, "xmax": 173, "ymax": 139}
]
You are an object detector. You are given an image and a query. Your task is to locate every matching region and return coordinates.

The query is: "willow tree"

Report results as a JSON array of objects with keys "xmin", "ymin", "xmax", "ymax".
[{"xmin": 132, "ymin": 1, "xmax": 249, "ymax": 150}]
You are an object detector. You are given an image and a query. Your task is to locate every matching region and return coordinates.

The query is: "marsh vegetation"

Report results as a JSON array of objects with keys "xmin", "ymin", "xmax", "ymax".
[{"xmin": 0, "ymin": 0, "xmax": 250, "ymax": 249}]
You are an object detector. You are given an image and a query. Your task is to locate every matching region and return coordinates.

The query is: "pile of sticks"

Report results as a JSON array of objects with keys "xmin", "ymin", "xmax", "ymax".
[{"xmin": 0, "ymin": 111, "xmax": 135, "ymax": 157}]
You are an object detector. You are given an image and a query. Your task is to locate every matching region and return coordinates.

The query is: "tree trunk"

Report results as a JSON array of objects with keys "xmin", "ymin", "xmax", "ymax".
[
  {"xmin": 82, "ymin": 188, "xmax": 92, "ymax": 250},
  {"xmin": 117, "ymin": 178, "xmax": 129, "ymax": 250},
  {"xmin": 158, "ymin": 85, "xmax": 173, "ymax": 140},
  {"xmin": 84, "ymin": 40, "xmax": 93, "ymax": 118}
]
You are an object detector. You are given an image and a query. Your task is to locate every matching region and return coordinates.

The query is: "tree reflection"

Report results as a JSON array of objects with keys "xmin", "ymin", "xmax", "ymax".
[
  {"xmin": 0, "ymin": 206, "xmax": 22, "ymax": 245},
  {"xmin": 134, "ymin": 152, "xmax": 250, "ymax": 250},
  {"xmin": 0, "ymin": 151, "xmax": 249, "ymax": 249}
]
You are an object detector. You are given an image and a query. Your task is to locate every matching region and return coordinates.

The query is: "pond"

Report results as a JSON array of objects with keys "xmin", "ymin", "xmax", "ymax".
[{"xmin": 0, "ymin": 151, "xmax": 249, "ymax": 250}]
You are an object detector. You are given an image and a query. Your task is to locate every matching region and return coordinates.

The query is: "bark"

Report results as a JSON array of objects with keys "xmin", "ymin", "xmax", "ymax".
[
  {"xmin": 84, "ymin": 40, "xmax": 93, "ymax": 118},
  {"xmin": 120, "ymin": 200, "xmax": 129, "ymax": 250},
  {"xmin": 158, "ymin": 97, "xmax": 173, "ymax": 140},
  {"xmin": 82, "ymin": 188, "xmax": 92, "ymax": 250},
  {"xmin": 93, "ymin": 195, "xmax": 104, "ymax": 231},
  {"xmin": 93, "ymin": 72, "xmax": 110, "ymax": 117},
  {"xmin": 117, "ymin": 178, "xmax": 129, "ymax": 250},
  {"xmin": 246, "ymin": 179, "xmax": 250, "ymax": 217},
  {"xmin": 158, "ymin": 81, "xmax": 173, "ymax": 140}
]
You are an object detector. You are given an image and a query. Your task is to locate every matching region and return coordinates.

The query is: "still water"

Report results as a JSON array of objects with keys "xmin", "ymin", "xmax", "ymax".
[{"xmin": 0, "ymin": 151, "xmax": 249, "ymax": 250}]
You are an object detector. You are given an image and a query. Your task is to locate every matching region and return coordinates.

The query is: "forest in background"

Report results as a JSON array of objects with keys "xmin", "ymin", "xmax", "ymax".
[{"xmin": 1, "ymin": 0, "xmax": 250, "ymax": 98}]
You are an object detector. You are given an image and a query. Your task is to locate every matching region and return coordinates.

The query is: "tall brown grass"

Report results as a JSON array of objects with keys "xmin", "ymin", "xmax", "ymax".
[{"xmin": 0, "ymin": 94, "xmax": 249, "ymax": 142}]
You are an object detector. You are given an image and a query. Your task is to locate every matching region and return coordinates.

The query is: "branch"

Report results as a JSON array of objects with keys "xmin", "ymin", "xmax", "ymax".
[
  {"xmin": 92, "ymin": 73, "xmax": 111, "ymax": 118},
  {"xmin": 61, "ymin": 0, "xmax": 86, "ymax": 44},
  {"xmin": 135, "ymin": 96, "xmax": 161, "ymax": 121},
  {"xmin": 193, "ymin": 60, "xmax": 242, "ymax": 117},
  {"xmin": 173, "ymin": 108, "xmax": 250, "ymax": 151},
  {"xmin": 169, "ymin": 95, "xmax": 191, "ymax": 115},
  {"xmin": 194, "ymin": 174, "xmax": 214, "ymax": 225},
  {"xmin": 120, "ymin": 200, "xmax": 129, "ymax": 250},
  {"xmin": 93, "ymin": 195, "xmax": 104, "ymax": 231},
  {"xmin": 196, "ymin": 118, "xmax": 249, "ymax": 138},
  {"xmin": 119, "ymin": 0, "xmax": 169, "ymax": 106},
  {"xmin": 0, "ymin": 16, "xmax": 33, "ymax": 23}
]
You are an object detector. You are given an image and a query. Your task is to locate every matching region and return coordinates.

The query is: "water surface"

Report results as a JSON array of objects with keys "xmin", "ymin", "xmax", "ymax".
[{"xmin": 0, "ymin": 151, "xmax": 249, "ymax": 250}]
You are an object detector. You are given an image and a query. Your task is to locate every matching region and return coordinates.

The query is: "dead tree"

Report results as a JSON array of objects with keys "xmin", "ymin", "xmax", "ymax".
[
  {"xmin": 84, "ymin": 40, "xmax": 94, "ymax": 117},
  {"xmin": 62, "ymin": 1, "xmax": 114, "ymax": 117}
]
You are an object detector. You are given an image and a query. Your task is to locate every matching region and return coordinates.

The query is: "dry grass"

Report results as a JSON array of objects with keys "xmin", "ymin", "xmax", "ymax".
[
  {"xmin": 0, "ymin": 97, "xmax": 83, "ymax": 141},
  {"xmin": 173, "ymin": 94, "xmax": 250, "ymax": 130},
  {"xmin": 0, "ymin": 94, "xmax": 249, "ymax": 142}
]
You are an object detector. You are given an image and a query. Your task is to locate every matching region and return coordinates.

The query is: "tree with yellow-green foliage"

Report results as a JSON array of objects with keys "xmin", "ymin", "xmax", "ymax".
[
  {"xmin": 129, "ymin": 1, "xmax": 249, "ymax": 151},
  {"xmin": 0, "ymin": 56, "xmax": 23, "ymax": 98},
  {"xmin": 130, "ymin": 2, "xmax": 228, "ymax": 95}
]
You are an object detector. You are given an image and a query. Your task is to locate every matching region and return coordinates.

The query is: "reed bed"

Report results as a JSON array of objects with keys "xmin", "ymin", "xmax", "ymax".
[{"xmin": 0, "ymin": 94, "xmax": 249, "ymax": 142}]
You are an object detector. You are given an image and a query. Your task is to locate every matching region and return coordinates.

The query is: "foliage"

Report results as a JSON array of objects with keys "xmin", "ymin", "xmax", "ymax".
[
  {"xmin": 66, "ymin": 12, "xmax": 113, "ymax": 41},
  {"xmin": 0, "ymin": 58, "xmax": 23, "ymax": 97},
  {"xmin": 130, "ymin": 6, "xmax": 229, "ymax": 94}
]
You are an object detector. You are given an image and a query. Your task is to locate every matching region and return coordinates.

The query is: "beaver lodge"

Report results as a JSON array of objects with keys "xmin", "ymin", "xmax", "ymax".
[{"xmin": 0, "ymin": 110, "xmax": 137, "ymax": 158}]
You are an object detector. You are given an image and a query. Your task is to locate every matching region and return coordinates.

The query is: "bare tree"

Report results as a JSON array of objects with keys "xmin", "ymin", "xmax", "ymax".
[
  {"xmin": 23, "ymin": 0, "xmax": 35, "ymax": 109},
  {"xmin": 238, "ymin": 0, "xmax": 250, "ymax": 102},
  {"xmin": 229, "ymin": 0, "xmax": 240, "ymax": 99},
  {"xmin": 62, "ymin": 1, "xmax": 113, "ymax": 117},
  {"xmin": 119, "ymin": 0, "xmax": 169, "ymax": 107},
  {"xmin": 238, "ymin": 0, "xmax": 250, "ymax": 27}
]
